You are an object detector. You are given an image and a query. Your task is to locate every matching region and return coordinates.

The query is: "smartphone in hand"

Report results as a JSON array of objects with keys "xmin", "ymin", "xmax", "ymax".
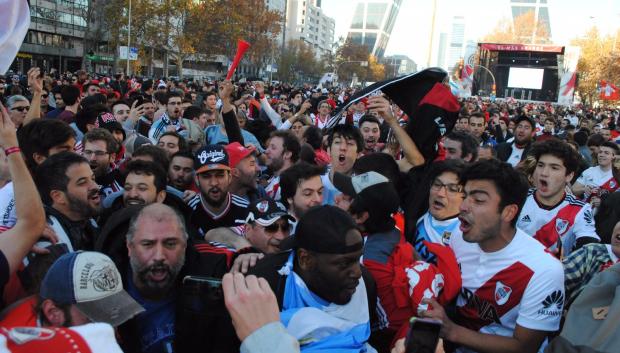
[{"xmin": 405, "ymin": 317, "xmax": 442, "ymax": 353}]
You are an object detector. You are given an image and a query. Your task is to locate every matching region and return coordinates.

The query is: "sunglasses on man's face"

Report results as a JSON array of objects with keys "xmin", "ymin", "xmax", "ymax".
[
  {"xmin": 264, "ymin": 222, "xmax": 290, "ymax": 233},
  {"xmin": 11, "ymin": 106, "xmax": 29, "ymax": 112},
  {"xmin": 41, "ymin": 94, "xmax": 48, "ymax": 98}
]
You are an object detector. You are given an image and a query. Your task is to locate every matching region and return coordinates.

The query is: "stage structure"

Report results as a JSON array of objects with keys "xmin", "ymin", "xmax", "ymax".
[{"xmin": 475, "ymin": 43, "xmax": 579, "ymax": 104}]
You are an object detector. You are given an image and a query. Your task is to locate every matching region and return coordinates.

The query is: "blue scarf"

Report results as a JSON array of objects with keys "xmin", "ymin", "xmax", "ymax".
[{"xmin": 278, "ymin": 252, "xmax": 374, "ymax": 352}]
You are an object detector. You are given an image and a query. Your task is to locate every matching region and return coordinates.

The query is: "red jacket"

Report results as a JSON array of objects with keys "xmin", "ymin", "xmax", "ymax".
[{"xmin": 363, "ymin": 236, "xmax": 461, "ymax": 346}]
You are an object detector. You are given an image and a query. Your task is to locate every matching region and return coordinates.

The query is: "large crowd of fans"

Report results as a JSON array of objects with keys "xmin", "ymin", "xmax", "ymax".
[{"xmin": 0, "ymin": 68, "xmax": 618, "ymax": 353}]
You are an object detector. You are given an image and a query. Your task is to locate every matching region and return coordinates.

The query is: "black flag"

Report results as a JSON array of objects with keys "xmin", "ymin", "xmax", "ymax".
[{"xmin": 328, "ymin": 68, "xmax": 460, "ymax": 163}]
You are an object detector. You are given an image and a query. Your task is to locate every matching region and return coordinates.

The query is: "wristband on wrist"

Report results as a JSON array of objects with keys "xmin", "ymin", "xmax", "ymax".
[{"xmin": 4, "ymin": 147, "xmax": 20, "ymax": 156}]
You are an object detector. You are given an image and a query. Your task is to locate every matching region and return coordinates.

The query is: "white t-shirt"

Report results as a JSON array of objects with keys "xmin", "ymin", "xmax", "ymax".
[
  {"xmin": 0, "ymin": 182, "xmax": 16, "ymax": 232},
  {"xmin": 517, "ymin": 190, "xmax": 598, "ymax": 256},
  {"xmin": 576, "ymin": 166, "xmax": 618, "ymax": 199},
  {"xmin": 450, "ymin": 229, "xmax": 564, "ymax": 353},
  {"xmin": 506, "ymin": 144, "xmax": 525, "ymax": 167}
]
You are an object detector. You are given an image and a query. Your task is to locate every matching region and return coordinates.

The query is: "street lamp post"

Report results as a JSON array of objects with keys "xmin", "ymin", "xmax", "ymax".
[
  {"xmin": 335, "ymin": 60, "xmax": 368, "ymax": 86},
  {"xmin": 126, "ymin": 0, "xmax": 132, "ymax": 76},
  {"xmin": 473, "ymin": 64, "xmax": 496, "ymax": 96}
]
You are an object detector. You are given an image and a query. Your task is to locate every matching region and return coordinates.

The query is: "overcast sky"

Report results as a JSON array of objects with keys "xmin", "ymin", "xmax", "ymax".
[{"xmin": 321, "ymin": 0, "xmax": 620, "ymax": 67}]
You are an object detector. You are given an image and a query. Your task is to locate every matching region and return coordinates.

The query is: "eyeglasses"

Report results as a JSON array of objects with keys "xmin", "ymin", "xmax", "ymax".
[
  {"xmin": 431, "ymin": 179, "xmax": 463, "ymax": 193},
  {"xmin": 83, "ymin": 150, "xmax": 109, "ymax": 157},
  {"xmin": 264, "ymin": 222, "xmax": 290, "ymax": 233},
  {"xmin": 41, "ymin": 94, "xmax": 49, "ymax": 98},
  {"xmin": 280, "ymin": 109, "xmax": 290, "ymax": 113},
  {"xmin": 11, "ymin": 106, "xmax": 29, "ymax": 112}
]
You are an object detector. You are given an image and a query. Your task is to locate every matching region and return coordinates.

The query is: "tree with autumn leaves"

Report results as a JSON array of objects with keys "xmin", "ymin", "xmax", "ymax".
[
  {"xmin": 481, "ymin": 11, "xmax": 551, "ymax": 45},
  {"xmin": 333, "ymin": 38, "xmax": 386, "ymax": 85},
  {"xmin": 100, "ymin": 0, "xmax": 282, "ymax": 78},
  {"xmin": 570, "ymin": 27, "xmax": 620, "ymax": 104}
]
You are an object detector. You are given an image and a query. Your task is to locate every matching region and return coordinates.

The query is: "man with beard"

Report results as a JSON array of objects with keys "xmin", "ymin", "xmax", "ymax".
[
  {"xmin": 82, "ymin": 128, "xmax": 123, "ymax": 197},
  {"xmin": 517, "ymin": 140, "xmax": 599, "ymax": 257},
  {"xmin": 123, "ymin": 160, "xmax": 167, "ymax": 207},
  {"xmin": 35, "ymin": 152, "xmax": 102, "ymax": 251},
  {"xmin": 280, "ymin": 162, "xmax": 325, "ymax": 223},
  {"xmin": 224, "ymin": 142, "xmax": 264, "ymax": 202},
  {"xmin": 321, "ymin": 124, "xmax": 363, "ymax": 205},
  {"xmin": 0, "ymin": 119, "xmax": 76, "ymax": 232},
  {"xmin": 168, "ymin": 151, "xmax": 195, "ymax": 193},
  {"xmin": 421, "ymin": 159, "xmax": 564, "ymax": 353},
  {"xmin": 264, "ymin": 131, "xmax": 300, "ymax": 201},
  {"xmin": 412, "ymin": 159, "xmax": 465, "ymax": 263},
  {"xmin": 496, "ymin": 116, "xmax": 536, "ymax": 167},
  {"xmin": 359, "ymin": 115, "xmax": 384, "ymax": 155},
  {"xmin": 187, "ymin": 145, "xmax": 250, "ymax": 238},
  {"xmin": 124, "ymin": 203, "xmax": 187, "ymax": 353},
  {"xmin": 97, "ymin": 159, "xmax": 170, "ymax": 223},
  {"xmin": 148, "ymin": 91, "xmax": 187, "ymax": 143}
]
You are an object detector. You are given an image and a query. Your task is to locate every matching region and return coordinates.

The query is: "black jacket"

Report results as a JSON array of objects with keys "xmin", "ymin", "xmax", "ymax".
[
  {"xmin": 496, "ymin": 141, "xmax": 532, "ymax": 163},
  {"xmin": 97, "ymin": 205, "xmax": 236, "ymax": 353},
  {"xmin": 18, "ymin": 207, "xmax": 98, "ymax": 295}
]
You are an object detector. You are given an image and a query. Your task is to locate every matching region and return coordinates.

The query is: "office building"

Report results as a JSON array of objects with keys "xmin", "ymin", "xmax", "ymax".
[
  {"xmin": 10, "ymin": 0, "xmax": 93, "ymax": 74},
  {"xmin": 436, "ymin": 32, "xmax": 448, "ymax": 69},
  {"xmin": 345, "ymin": 0, "xmax": 402, "ymax": 58},
  {"xmin": 510, "ymin": 0, "xmax": 552, "ymax": 42},
  {"xmin": 266, "ymin": 0, "xmax": 287, "ymax": 47},
  {"xmin": 383, "ymin": 55, "xmax": 417, "ymax": 77},
  {"xmin": 285, "ymin": 0, "xmax": 336, "ymax": 58},
  {"xmin": 447, "ymin": 16, "xmax": 465, "ymax": 72}
]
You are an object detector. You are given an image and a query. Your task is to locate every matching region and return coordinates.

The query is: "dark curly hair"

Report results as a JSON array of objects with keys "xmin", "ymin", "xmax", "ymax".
[{"xmin": 529, "ymin": 139, "xmax": 580, "ymax": 175}]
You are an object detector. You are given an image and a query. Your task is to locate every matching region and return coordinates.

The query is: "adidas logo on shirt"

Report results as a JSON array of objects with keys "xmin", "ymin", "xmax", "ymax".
[{"xmin": 520, "ymin": 215, "xmax": 531, "ymax": 223}]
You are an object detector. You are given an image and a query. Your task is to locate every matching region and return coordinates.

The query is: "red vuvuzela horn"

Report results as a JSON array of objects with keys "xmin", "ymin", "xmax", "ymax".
[{"xmin": 226, "ymin": 40, "xmax": 251, "ymax": 80}]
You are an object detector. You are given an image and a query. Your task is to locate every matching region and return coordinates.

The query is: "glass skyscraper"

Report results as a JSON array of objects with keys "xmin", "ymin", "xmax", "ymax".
[
  {"xmin": 346, "ymin": 0, "xmax": 402, "ymax": 58},
  {"xmin": 510, "ymin": 0, "xmax": 552, "ymax": 41}
]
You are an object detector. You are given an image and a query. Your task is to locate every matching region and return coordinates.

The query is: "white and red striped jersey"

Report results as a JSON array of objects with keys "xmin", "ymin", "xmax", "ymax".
[
  {"xmin": 450, "ymin": 229, "xmax": 564, "ymax": 353},
  {"xmin": 264, "ymin": 175, "xmax": 281, "ymax": 201},
  {"xmin": 575, "ymin": 166, "xmax": 619, "ymax": 201},
  {"xmin": 517, "ymin": 190, "xmax": 598, "ymax": 256}
]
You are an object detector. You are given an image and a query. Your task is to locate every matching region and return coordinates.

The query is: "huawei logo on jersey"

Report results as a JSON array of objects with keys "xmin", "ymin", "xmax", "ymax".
[
  {"xmin": 538, "ymin": 290, "xmax": 563, "ymax": 317},
  {"xmin": 555, "ymin": 218, "xmax": 569, "ymax": 236},
  {"xmin": 494, "ymin": 281, "xmax": 512, "ymax": 305}
]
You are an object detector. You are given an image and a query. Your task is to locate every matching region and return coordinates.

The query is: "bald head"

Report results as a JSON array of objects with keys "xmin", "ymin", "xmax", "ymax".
[{"xmin": 127, "ymin": 204, "xmax": 188, "ymax": 242}]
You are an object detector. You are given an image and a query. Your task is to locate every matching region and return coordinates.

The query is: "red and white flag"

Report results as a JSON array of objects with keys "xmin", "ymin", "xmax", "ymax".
[{"xmin": 600, "ymin": 80, "xmax": 619, "ymax": 101}]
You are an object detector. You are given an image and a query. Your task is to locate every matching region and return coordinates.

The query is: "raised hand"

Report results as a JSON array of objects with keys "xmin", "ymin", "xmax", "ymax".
[
  {"xmin": 0, "ymin": 103, "xmax": 18, "ymax": 149},
  {"xmin": 367, "ymin": 96, "xmax": 396, "ymax": 125},
  {"xmin": 27, "ymin": 67, "xmax": 43, "ymax": 94}
]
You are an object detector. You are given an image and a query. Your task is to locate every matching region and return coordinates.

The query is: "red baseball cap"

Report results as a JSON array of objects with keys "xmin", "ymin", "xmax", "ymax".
[{"xmin": 225, "ymin": 142, "xmax": 256, "ymax": 169}]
